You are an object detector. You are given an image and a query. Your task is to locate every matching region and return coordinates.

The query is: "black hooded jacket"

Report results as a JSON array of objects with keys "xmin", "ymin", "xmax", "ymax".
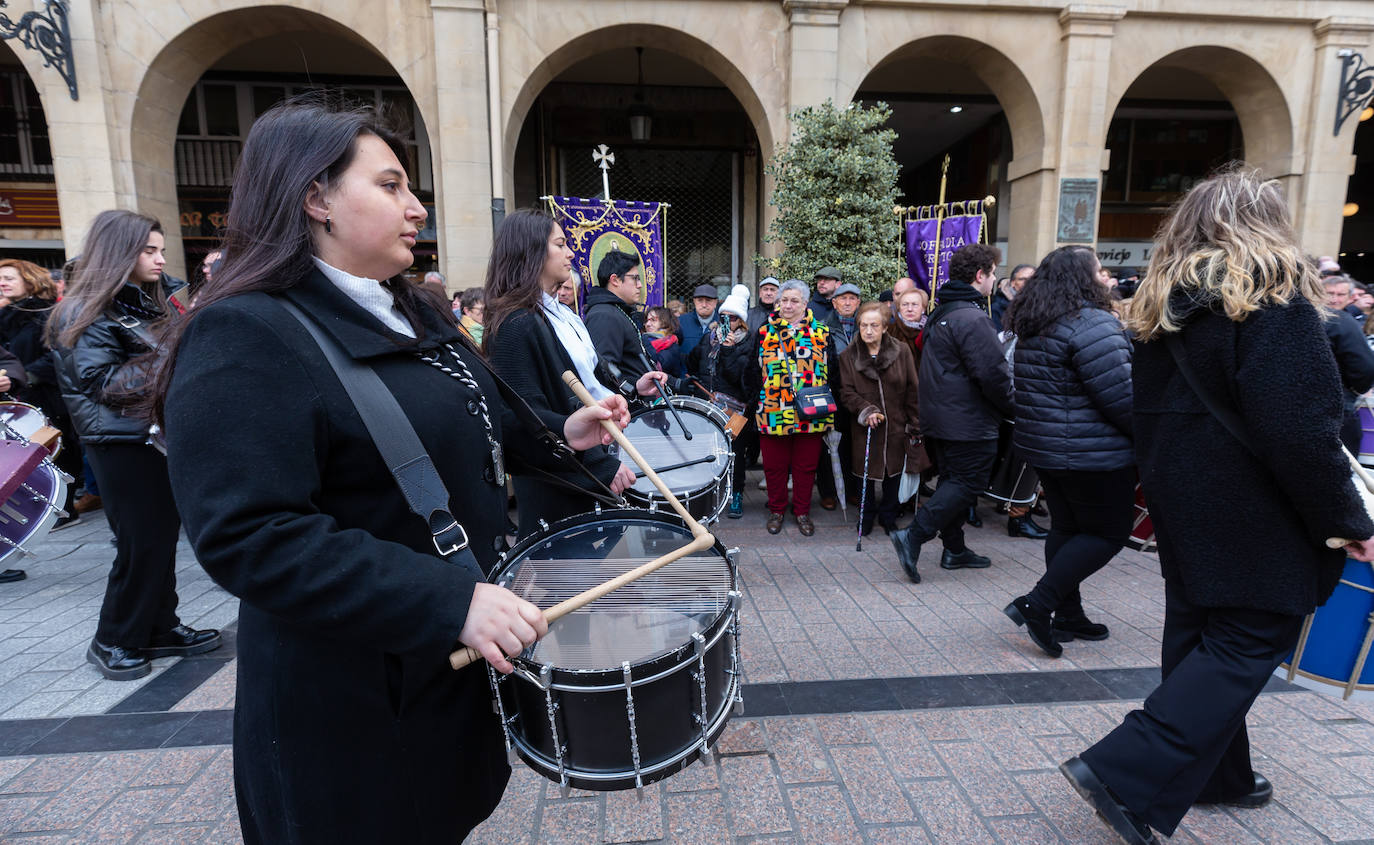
[
  {"xmin": 918, "ymin": 281, "xmax": 1013, "ymax": 441},
  {"xmin": 582, "ymin": 285, "xmax": 651, "ymax": 386}
]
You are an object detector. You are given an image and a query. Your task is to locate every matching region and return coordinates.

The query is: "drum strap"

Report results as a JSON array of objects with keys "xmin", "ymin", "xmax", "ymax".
[
  {"xmin": 277, "ymin": 298, "xmax": 481, "ymax": 572},
  {"xmin": 1163, "ymin": 334, "xmax": 1258, "ymax": 457}
]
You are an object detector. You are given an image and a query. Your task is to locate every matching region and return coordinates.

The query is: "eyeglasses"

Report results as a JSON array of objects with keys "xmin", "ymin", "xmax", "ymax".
[{"xmin": 622, "ymin": 273, "xmax": 642, "ymax": 284}]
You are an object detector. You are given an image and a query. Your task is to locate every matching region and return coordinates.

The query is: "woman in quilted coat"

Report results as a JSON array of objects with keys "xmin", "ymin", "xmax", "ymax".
[
  {"xmin": 1000, "ymin": 246, "xmax": 1133, "ymax": 658},
  {"xmin": 747, "ymin": 279, "xmax": 833, "ymax": 536}
]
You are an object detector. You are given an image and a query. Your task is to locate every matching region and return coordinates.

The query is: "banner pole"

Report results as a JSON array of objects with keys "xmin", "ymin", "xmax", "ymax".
[{"xmin": 929, "ymin": 154, "xmax": 951, "ymax": 308}]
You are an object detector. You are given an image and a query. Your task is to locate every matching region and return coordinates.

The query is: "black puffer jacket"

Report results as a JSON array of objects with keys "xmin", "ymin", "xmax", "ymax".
[
  {"xmin": 1012, "ymin": 306, "xmax": 1133, "ymax": 471},
  {"xmin": 1136, "ymin": 293, "xmax": 1374, "ymax": 615},
  {"xmin": 917, "ymin": 295, "xmax": 1013, "ymax": 441},
  {"xmin": 582, "ymin": 285, "xmax": 649, "ymax": 384},
  {"xmin": 686, "ymin": 326, "xmax": 755, "ymax": 408},
  {"xmin": 49, "ymin": 280, "xmax": 182, "ymax": 444}
]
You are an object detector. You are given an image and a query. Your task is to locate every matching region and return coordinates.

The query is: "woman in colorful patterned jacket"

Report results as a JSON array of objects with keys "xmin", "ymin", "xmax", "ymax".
[{"xmin": 746, "ymin": 278, "xmax": 834, "ymax": 536}]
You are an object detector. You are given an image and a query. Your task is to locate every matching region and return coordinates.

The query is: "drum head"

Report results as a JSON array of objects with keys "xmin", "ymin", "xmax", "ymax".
[
  {"xmin": 496, "ymin": 510, "xmax": 734, "ymax": 671},
  {"xmin": 0, "ymin": 462, "xmax": 66, "ymax": 565},
  {"xmin": 624, "ymin": 400, "xmax": 731, "ymax": 498},
  {"xmin": 0, "ymin": 403, "xmax": 47, "ymax": 442}
]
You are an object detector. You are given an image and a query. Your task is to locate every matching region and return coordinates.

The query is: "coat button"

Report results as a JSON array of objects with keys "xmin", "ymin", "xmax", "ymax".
[{"xmin": 466, "ymin": 399, "xmax": 480, "ymax": 416}]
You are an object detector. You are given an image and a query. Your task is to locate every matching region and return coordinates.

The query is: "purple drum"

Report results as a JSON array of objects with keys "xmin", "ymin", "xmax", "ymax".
[{"xmin": 0, "ymin": 440, "xmax": 68, "ymax": 565}]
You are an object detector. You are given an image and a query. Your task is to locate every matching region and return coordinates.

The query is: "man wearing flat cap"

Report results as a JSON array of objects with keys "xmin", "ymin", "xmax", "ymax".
[
  {"xmin": 679, "ymin": 283, "xmax": 720, "ymax": 357},
  {"xmin": 811, "ymin": 267, "xmax": 842, "ymax": 322}
]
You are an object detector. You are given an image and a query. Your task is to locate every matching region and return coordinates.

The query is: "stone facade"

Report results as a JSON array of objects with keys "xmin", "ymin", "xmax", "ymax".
[{"xmin": 1, "ymin": 0, "xmax": 1370, "ymax": 281}]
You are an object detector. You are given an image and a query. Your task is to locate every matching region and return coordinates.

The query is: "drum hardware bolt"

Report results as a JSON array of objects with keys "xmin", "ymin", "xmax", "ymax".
[
  {"xmin": 0, "ymin": 534, "xmax": 33, "ymax": 557},
  {"xmin": 594, "ymin": 502, "xmax": 602, "ymax": 516},
  {"xmin": 692, "ymin": 631, "xmax": 711, "ymax": 763},
  {"xmin": 538, "ymin": 664, "xmax": 569, "ymax": 791},
  {"xmin": 487, "ymin": 664, "xmax": 518, "ymax": 762},
  {"xmin": 648, "ymin": 499, "xmax": 659, "ymax": 514},
  {"xmin": 538, "ymin": 519, "xmax": 549, "ymax": 532},
  {"xmin": 622, "ymin": 661, "xmax": 645, "ymax": 797}
]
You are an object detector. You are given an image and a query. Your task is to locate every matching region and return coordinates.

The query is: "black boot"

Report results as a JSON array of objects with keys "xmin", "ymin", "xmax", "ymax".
[
  {"xmin": 1003, "ymin": 596, "xmax": 1063, "ymax": 657},
  {"xmin": 1052, "ymin": 611, "xmax": 1110, "ymax": 642},
  {"xmin": 940, "ymin": 547, "xmax": 991, "ymax": 569},
  {"xmin": 966, "ymin": 505, "xmax": 983, "ymax": 528},
  {"xmin": 87, "ymin": 640, "xmax": 151, "ymax": 680},
  {"xmin": 144, "ymin": 625, "xmax": 223, "ymax": 658},
  {"xmin": 1007, "ymin": 515, "xmax": 1050, "ymax": 540}
]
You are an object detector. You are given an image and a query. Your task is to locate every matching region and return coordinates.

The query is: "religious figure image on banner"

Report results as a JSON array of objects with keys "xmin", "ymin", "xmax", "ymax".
[
  {"xmin": 905, "ymin": 214, "xmax": 984, "ymax": 295},
  {"xmin": 546, "ymin": 197, "xmax": 666, "ymax": 316},
  {"xmin": 1056, "ymin": 178, "xmax": 1098, "ymax": 244}
]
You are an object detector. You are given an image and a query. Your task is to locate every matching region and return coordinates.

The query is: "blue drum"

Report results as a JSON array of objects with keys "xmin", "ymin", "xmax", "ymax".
[{"xmin": 1279, "ymin": 558, "xmax": 1374, "ymax": 700}]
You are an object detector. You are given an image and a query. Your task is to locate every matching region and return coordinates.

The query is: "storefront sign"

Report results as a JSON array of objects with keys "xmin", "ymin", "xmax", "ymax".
[{"xmin": 0, "ymin": 188, "xmax": 60, "ymax": 228}]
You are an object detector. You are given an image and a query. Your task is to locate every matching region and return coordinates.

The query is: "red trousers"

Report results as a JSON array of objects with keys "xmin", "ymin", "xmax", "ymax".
[{"xmin": 760, "ymin": 432, "xmax": 824, "ymax": 516}]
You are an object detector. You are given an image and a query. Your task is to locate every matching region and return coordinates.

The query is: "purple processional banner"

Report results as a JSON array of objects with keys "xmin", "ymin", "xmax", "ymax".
[
  {"xmin": 904, "ymin": 214, "xmax": 985, "ymax": 296},
  {"xmin": 547, "ymin": 197, "xmax": 666, "ymax": 315}
]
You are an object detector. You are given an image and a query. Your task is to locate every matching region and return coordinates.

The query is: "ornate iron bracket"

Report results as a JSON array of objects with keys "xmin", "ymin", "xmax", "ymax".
[
  {"xmin": 1336, "ymin": 49, "xmax": 1373, "ymax": 137},
  {"xmin": 0, "ymin": 0, "xmax": 77, "ymax": 101}
]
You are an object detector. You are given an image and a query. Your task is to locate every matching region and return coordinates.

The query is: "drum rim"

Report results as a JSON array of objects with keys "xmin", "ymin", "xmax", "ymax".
[
  {"xmin": 493, "ymin": 509, "xmax": 736, "ymax": 681},
  {"xmin": 629, "ymin": 394, "xmax": 732, "ymax": 428}
]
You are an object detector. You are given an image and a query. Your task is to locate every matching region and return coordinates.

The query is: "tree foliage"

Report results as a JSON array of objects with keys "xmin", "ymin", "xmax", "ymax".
[{"xmin": 760, "ymin": 100, "xmax": 903, "ymax": 298}]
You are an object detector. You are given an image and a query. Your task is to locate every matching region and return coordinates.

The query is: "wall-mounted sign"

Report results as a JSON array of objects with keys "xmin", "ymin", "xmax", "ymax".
[
  {"xmin": 0, "ymin": 188, "xmax": 60, "ymax": 229},
  {"xmin": 1056, "ymin": 178, "xmax": 1098, "ymax": 244}
]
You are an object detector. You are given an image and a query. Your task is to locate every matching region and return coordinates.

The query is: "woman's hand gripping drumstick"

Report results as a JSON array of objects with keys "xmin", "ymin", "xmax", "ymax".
[
  {"xmin": 1325, "ymin": 448, "xmax": 1374, "ymax": 562},
  {"xmin": 449, "ymin": 371, "xmax": 718, "ymax": 672}
]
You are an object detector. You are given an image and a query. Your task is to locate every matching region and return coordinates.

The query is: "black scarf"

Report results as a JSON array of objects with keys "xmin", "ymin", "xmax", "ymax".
[{"xmin": 927, "ymin": 280, "xmax": 988, "ymax": 326}]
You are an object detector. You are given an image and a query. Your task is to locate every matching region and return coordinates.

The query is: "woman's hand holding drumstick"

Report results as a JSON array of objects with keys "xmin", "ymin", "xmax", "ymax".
[
  {"xmin": 448, "ymin": 371, "xmax": 717, "ymax": 672},
  {"xmin": 1325, "ymin": 448, "xmax": 1374, "ymax": 561}
]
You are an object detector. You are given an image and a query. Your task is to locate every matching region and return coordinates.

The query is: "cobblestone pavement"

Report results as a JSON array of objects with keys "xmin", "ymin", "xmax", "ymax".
[{"xmin": 1, "ymin": 477, "xmax": 1372, "ymax": 843}]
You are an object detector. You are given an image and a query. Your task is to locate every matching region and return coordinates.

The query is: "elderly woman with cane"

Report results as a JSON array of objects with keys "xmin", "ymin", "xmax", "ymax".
[{"xmin": 838, "ymin": 302, "xmax": 923, "ymax": 537}]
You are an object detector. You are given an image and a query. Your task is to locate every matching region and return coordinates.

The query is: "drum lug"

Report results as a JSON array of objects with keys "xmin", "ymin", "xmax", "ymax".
[
  {"xmin": 486, "ymin": 664, "xmax": 518, "ymax": 764},
  {"xmin": 691, "ymin": 631, "xmax": 712, "ymax": 764},
  {"xmin": 538, "ymin": 519, "xmax": 549, "ymax": 532},
  {"xmin": 727, "ymin": 590, "xmax": 745, "ymax": 715},
  {"xmin": 647, "ymin": 498, "xmax": 658, "ymax": 515},
  {"xmin": 538, "ymin": 663, "xmax": 570, "ymax": 794},
  {"xmin": 594, "ymin": 502, "xmax": 602, "ymax": 517},
  {"xmin": 726, "ymin": 547, "xmax": 740, "ymax": 566},
  {"xmin": 622, "ymin": 661, "xmax": 645, "ymax": 797}
]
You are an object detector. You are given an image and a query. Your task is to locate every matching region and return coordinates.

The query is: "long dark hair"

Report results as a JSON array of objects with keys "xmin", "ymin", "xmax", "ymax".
[
  {"xmin": 148, "ymin": 95, "xmax": 449, "ymax": 423},
  {"xmin": 1003, "ymin": 246, "xmax": 1113, "ymax": 338},
  {"xmin": 482, "ymin": 209, "xmax": 557, "ymax": 352},
  {"xmin": 46, "ymin": 210, "xmax": 164, "ymax": 348}
]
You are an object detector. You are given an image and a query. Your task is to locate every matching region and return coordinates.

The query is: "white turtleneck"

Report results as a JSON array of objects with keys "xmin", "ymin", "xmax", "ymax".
[{"xmin": 312, "ymin": 257, "xmax": 415, "ymax": 338}]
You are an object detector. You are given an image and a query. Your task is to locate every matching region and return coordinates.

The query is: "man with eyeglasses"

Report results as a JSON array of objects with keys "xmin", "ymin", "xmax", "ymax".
[{"xmin": 584, "ymin": 249, "xmax": 656, "ymax": 391}]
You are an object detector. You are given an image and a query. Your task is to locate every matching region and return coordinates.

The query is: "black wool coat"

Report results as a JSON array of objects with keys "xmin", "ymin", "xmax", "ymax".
[
  {"xmin": 486, "ymin": 307, "xmax": 622, "ymax": 539},
  {"xmin": 1134, "ymin": 295, "xmax": 1374, "ymax": 616},
  {"xmin": 1013, "ymin": 306, "xmax": 1134, "ymax": 472},
  {"xmin": 166, "ymin": 271, "xmax": 534, "ymax": 844}
]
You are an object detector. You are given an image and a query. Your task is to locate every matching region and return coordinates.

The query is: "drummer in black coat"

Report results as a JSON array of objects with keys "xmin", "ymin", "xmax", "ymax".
[
  {"xmin": 1060, "ymin": 170, "xmax": 1374, "ymax": 845},
  {"xmin": 154, "ymin": 100, "xmax": 629, "ymax": 845},
  {"xmin": 483, "ymin": 210, "xmax": 665, "ymax": 540}
]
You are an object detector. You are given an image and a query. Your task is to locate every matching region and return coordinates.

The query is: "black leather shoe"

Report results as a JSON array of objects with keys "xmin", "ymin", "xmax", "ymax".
[
  {"xmin": 966, "ymin": 505, "xmax": 983, "ymax": 528},
  {"xmin": 1053, "ymin": 613, "xmax": 1110, "ymax": 642},
  {"xmin": 143, "ymin": 625, "xmax": 222, "ymax": 658},
  {"xmin": 87, "ymin": 640, "xmax": 151, "ymax": 680},
  {"xmin": 1007, "ymin": 515, "xmax": 1050, "ymax": 540},
  {"xmin": 1060, "ymin": 757, "xmax": 1160, "ymax": 845},
  {"xmin": 1196, "ymin": 773, "xmax": 1272, "ymax": 809},
  {"xmin": 1004, "ymin": 596, "xmax": 1063, "ymax": 657},
  {"xmin": 940, "ymin": 548, "xmax": 991, "ymax": 570},
  {"xmin": 0, "ymin": 569, "xmax": 26, "ymax": 583},
  {"xmin": 880, "ymin": 520, "xmax": 898, "ymax": 535},
  {"xmin": 890, "ymin": 528, "xmax": 922, "ymax": 583}
]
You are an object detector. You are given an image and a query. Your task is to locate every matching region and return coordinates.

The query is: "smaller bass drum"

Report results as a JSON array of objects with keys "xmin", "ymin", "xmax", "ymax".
[
  {"xmin": 0, "ymin": 401, "xmax": 61, "ymax": 458},
  {"xmin": 487, "ymin": 509, "xmax": 742, "ymax": 792},
  {"xmin": 1278, "ymin": 558, "xmax": 1374, "ymax": 701},
  {"xmin": 623, "ymin": 396, "xmax": 734, "ymax": 524},
  {"xmin": 0, "ymin": 440, "xmax": 69, "ymax": 564}
]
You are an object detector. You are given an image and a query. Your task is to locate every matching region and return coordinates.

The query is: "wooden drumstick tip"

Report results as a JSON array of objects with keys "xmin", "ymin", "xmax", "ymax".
[
  {"xmin": 450, "ymin": 646, "xmax": 481, "ymax": 671},
  {"xmin": 1327, "ymin": 537, "xmax": 1353, "ymax": 549}
]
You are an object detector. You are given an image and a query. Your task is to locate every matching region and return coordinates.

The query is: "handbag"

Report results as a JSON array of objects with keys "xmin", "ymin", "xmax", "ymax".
[
  {"xmin": 785, "ymin": 334, "xmax": 836, "ymax": 418},
  {"xmin": 1164, "ymin": 333, "xmax": 1374, "ymax": 537}
]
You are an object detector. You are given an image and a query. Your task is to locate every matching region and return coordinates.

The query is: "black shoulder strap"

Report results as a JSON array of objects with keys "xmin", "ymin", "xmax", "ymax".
[
  {"xmin": 1164, "ymin": 332, "xmax": 1259, "ymax": 458},
  {"xmin": 276, "ymin": 298, "xmax": 478, "ymax": 569}
]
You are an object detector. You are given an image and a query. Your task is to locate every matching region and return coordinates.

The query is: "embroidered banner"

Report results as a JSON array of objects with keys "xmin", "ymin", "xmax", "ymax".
[
  {"xmin": 904, "ymin": 214, "xmax": 984, "ymax": 296},
  {"xmin": 546, "ymin": 197, "xmax": 666, "ymax": 315}
]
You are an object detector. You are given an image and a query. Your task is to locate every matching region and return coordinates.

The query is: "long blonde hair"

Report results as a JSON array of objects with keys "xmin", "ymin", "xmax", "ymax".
[{"xmin": 1128, "ymin": 167, "xmax": 1325, "ymax": 341}]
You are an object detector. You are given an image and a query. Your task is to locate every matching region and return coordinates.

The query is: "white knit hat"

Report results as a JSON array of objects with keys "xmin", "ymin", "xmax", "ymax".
[{"xmin": 720, "ymin": 284, "xmax": 751, "ymax": 320}]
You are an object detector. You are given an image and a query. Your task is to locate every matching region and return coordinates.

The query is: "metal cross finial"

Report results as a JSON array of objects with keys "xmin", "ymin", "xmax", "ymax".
[
  {"xmin": 0, "ymin": 0, "xmax": 78, "ymax": 100},
  {"xmin": 593, "ymin": 144, "xmax": 615, "ymax": 201}
]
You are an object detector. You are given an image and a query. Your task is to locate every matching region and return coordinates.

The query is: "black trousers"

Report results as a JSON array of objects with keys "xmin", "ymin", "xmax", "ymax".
[
  {"xmin": 859, "ymin": 474, "xmax": 901, "ymax": 530},
  {"xmin": 731, "ymin": 419, "xmax": 759, "ymax": 492},
  {"xmin": 85, "ymin": 443, "xmax": 183, "ymax": 647},
  {"xmin": 1080, "ymin": 580, "xmax": 1303, "ymax": 835},
  {"xmin": 1027, "ymin": 466, "xmax": 1135, "ymax": 616},
  {"xmin": 910, "ymin": 437, "xmax": 998, "ymax": 552}
]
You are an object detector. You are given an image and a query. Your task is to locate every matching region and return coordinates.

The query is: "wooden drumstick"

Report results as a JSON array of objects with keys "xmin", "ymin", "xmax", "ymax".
[
  {"xmin": 1326, "ymin": 447, "xmax": 1374, "ymax": 549},
  {"xmin": 448, "ymin": 371, "xmax": 717, "ymax": 671}
]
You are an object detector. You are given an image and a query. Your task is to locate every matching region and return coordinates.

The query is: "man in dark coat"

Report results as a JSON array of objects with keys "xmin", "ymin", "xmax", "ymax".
[
  {"xmin": 810, "ymin": 266, "xmax": 841, "ymax": 322},
  {"xmin": 1321, "ymin": 304, "xmax": 1374, "ymax": 454},
  {"xmin": 679, "ymin": 283, "xmax": 719, "ymax": 357},
  {"xmin": 747, "ymin": 277, "xmax": 779, "ymax": 335},
  {"xmin": 583, "ymin": 249, "xmax": 653, "ymax": 391},
  {"xmin": 891, "ymin": 244, "xmax": 1012, "ymax": 582},
  {"xmin": 991, "ymin": 263, "xmax": 1033, "ymax": 330}
]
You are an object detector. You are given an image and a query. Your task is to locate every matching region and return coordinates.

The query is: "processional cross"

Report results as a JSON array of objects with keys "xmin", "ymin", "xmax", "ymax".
[{"xmin": 593, "ymin": 144, "xmax": 615, "ymax": 201}]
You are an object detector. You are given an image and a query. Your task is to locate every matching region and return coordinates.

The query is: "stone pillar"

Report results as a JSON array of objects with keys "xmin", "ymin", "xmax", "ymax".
[
  {"xmin": 431, "ymin": 0, "xmax": 496, "ymax": 286},
  {"xmin": 783, "ymin": 0, "xmax": 846, "ymax": 110},
  {"xmin": 39, "ymin": 0, "xmax": 125, "ymax": 259},
  {"xmin": 1294, "ymin": 17, "xmax": 1374, "ymax": 257},
  {"xmin": 1048, "ymin": 4, "xmax": 1125, "ymax": 252}
]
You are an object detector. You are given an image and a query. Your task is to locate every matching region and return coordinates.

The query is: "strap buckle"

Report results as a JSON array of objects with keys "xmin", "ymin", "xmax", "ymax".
[{"xmin": 432, "ymin": 518, "xmax": 470, "ymax": 557}]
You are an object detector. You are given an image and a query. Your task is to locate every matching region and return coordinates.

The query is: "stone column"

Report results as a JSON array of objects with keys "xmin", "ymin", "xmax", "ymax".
[
  {"xmin": 1046, "ymin": 4, "xmax": 1125, "ymax": 253},
  {"xmin": 1294, "ymin": 17, "xmax": 1374, "ymax": 257},
  {"xmin": 783, "ymin": 0, "xmax": 846, "ymax": 110},
  {"xmin": 431, "ymin": 0, "xmax": 496, "ymax": 287}
]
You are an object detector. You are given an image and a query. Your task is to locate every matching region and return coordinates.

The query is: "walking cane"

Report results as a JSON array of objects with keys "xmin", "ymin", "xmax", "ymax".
[{"xmin": 857, "ymin": 424, "xmax": 873, "ymax": 552}]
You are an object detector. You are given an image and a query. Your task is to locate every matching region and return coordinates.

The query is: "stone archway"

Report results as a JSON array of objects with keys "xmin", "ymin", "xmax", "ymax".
[{"xmin": 125, "ymin": 3, "xmax": 438, "ymax": 278}]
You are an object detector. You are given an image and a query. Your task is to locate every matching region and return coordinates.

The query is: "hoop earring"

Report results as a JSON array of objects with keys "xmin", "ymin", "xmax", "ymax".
[{"xmin": 324, "ymin": 216, "xmax": 332, "ymax": 234}]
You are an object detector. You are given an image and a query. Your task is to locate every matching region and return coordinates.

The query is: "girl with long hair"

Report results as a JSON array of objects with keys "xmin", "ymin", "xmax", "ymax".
[
  {"xmin": 154, "ymin": 99, "xmax": 627, "ymax": 843},
  {"xmin": 482, "ymin": 208, "xmax": 663, "ymax": 540},
  {"xmin": 46, "ymin": 210, "xmax": 221, "ymax": 681},
  {"xmin": 1000, "ymin": 246, "xmax": 1133, "ymax": 657},
  {"xmin": 1059, "ymin": 169, "xmax": 1374, "ymax": 845}
]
